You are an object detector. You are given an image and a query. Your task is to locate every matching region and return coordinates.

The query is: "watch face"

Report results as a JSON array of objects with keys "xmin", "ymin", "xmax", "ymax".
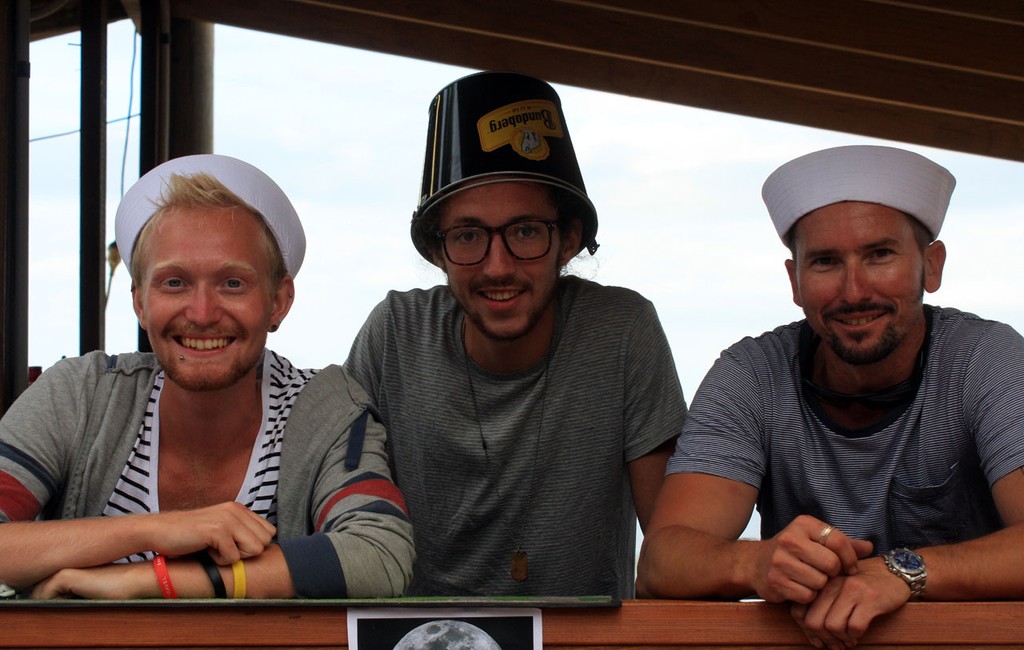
[{"xmin": 892, "ymin": 549, "xmax": 924, "ymax": 572}]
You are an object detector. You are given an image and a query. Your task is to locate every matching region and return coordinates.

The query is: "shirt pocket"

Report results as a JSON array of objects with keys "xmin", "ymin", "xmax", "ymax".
[{"xmin": 888, "ymin": 463, "xmax": 970, "ymax": 548}]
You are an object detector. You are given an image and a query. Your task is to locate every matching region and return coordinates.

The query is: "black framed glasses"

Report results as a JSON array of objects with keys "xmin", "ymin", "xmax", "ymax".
[{"xmin": 438, "ymin": 220, "xmax": 558, "ymax": 266}]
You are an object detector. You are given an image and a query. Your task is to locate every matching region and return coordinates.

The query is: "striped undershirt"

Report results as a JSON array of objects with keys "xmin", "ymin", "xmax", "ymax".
[{"xmin": 102, "ymin": 350, "xmax": 316, "ymax": 563}]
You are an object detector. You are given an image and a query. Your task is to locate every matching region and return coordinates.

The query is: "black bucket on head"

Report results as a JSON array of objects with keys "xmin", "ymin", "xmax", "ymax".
[{"xmin": 411, "ymin": 71, "xmax": 599, "ymax": 262}]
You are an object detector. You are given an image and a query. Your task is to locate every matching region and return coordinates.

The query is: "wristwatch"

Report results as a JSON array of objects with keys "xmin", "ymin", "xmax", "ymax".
[{"xmin": 882, "ymin": 547, "xmax": 927, "ymax": 599}]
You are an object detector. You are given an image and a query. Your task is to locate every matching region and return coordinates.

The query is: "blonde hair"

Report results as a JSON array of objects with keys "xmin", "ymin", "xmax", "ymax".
[{"xmin": 130, "ymin": 172, "xmax": 287, "ymax": 289}]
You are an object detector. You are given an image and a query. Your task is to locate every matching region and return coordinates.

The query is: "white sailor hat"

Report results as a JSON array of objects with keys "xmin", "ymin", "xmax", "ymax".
[
  {"xmin": 762, "ymin": 145, "xmax": 956, "ymax": 242},
  {"xmin": 115, "ymin": 154, "xmax": 305, "ymax": 278}
]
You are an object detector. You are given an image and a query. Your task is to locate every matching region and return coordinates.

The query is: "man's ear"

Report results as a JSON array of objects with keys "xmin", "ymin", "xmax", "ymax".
[
  {"xmin": 558, "ymin": 219, "xmax": 583, "ymax": 266},
  {"xmin": 131, "ymin": 283, "xmax": 147, "ymax": 328},
  {"xmin": 432, "ymin": 248, "xmax": 448, "ymax": 273},
  {"xmin": 269, "ymin": 276, "xmax": 296, "ymax": 328},
  {"xmin": 923, "ymin": 240, "xmax": 946, "ymax": 294},
  {"xmin": 785, "ymin": 258, "xmax": 803, "ymax": 308}
]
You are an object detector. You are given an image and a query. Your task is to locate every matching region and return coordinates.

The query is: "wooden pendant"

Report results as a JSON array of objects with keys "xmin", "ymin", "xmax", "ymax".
[{"xmin": 511, "ymin": 550, "xmax": 528, "ymax": 582}]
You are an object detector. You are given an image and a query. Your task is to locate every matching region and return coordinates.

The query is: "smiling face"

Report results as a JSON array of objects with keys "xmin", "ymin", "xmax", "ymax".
[
  {"xmin": 786, "ymin": 201, "xmax": 945, "ymax": 376},
  {"xmin": 132, "ymin": 206, "xmax": 293, "ymax": 392},
  {"xmin": 435, "ymin": 181, "xmax": 581, "ymax": 368}
]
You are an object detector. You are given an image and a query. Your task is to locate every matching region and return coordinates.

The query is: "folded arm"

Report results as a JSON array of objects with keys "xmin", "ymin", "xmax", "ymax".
[
  {"xmin": 0, "ymin": 501, "xmax": 276, "ymax": 593},
  {"xmin": 31, "ymin": 542, "xmax": 293, "ymax": 600},
  {"xmin": 637, "ymin": 473, "xmax": 868, "ymax": 602},
  {"xmin": 791, "ymin": 467, "xmax": 1024, "ymax": 649}
]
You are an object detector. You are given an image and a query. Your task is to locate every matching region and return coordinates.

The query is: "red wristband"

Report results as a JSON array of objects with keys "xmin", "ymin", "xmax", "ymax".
[{"xmin": 152, "ymin": 555, "xmax": 178, "ymax": 599}]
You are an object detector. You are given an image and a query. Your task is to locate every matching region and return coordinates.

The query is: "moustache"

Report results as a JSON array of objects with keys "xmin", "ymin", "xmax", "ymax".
[
  {"xmin": 823, "ymin": 302, "xmax": 895, "ymax": 320},
  {"xmin": 166, "ymin": 324, "xmax": 243, "ymax": 338}
]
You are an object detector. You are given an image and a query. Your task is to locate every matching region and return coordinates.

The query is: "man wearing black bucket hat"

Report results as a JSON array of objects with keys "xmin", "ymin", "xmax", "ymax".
[
  {"xmin": 346, "ymin": 71, "xmax": 687, "ymax": 597},
  {"xmin": 638, "ymin": 145, "xmax": 1024, "ymax": 647}
]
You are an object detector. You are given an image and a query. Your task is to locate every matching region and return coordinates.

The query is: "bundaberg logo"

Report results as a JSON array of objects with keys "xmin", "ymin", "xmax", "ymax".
[{"xmin": 477, "ymin": 100, "xmax": 563, "ymax": 161}]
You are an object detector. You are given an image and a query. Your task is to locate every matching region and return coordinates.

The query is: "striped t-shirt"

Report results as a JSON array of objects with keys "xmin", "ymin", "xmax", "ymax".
[
  {"xmin": 669, "ymin": 306, "xmax": 1024, "ymax": 552},
  {"xmin": 345, "ymin": 276, "xmax": 687, "ymax": 597},
  {"xmin": 102, "ymin": 350, "xmax": 317, "ymax": 562}
]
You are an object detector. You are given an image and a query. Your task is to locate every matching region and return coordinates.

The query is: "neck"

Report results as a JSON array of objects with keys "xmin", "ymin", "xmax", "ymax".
[{"xmin": 159, "ymin": 368, "xmax": 263, "ymax": 451}]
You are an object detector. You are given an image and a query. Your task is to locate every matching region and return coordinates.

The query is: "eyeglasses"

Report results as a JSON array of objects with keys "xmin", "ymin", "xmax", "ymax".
[{"xmin": 438, "ymin": 220, "xmax": 558, "ymax": 266}]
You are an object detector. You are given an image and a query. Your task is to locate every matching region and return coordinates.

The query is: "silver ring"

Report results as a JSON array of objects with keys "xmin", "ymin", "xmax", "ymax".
[{"xmin": 818, "ymin": 524, "xmax": 835, "ymax": 545}]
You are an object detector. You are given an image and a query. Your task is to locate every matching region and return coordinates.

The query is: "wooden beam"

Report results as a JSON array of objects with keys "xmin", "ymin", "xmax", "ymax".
[
  {"xmin": 27, "ymin": 0, "xmax": 129, "ymax": 42},
  {"xmin": 577, "ymin": 0, "xmax": 1023, "ymax": 76},
  {"xmin": 3, "ymin": 600, "xmax": 1024, "ymax": 647}
]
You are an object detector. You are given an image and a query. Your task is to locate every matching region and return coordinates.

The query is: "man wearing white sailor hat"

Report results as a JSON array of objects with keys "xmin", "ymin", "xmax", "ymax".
[
  {"xmin": 0, "ymin": 154, "xmax": 413, "ymax": 600},
  {"xmin": 641, "ymin": 145, "xmax": 1024, "ymax": 647}
]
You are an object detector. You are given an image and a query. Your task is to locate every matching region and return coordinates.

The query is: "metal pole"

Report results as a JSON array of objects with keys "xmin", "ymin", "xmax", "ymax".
[
  {"xmin": 169, "ymin": 17, "xmax": 213, "ymax": 158},
  {"xmin": 136, "ymin": 0, "xmax": 169, "ymax": 353},
  {"xmin": 1, "ymin": 0, "xmax": 31, "ymax": 413},
  {"xmin": 80, "ymin": 0, "xmax": 108, "ymax": 354}
]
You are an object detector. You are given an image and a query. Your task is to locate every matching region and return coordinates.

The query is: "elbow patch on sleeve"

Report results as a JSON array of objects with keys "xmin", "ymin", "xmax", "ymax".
[{"xmin": 279, "ymin": 532, "xmax": 348, "ymax": 598}]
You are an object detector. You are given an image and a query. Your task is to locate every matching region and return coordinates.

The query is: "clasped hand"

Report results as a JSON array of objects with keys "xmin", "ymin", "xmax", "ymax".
[
  {"xmin": 145, "ymin": 501, "xmax": 276, "ymax": 564},
  {"xmin": 757, "ymin": 515, "xmax": 911, "ymax": 649}
]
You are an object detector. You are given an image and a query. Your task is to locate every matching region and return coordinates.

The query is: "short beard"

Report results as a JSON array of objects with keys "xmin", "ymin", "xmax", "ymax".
[
  {"xmin": 156, "ymin": 320, "xmax": 259, "ymax": 391},
  {"xmin": 463, "ymin": 299, "xmax": 550, "ymax": 342},
  {"xmin": 826, "ymin": 323, "xmax": 903, "ymax": 366},
  {"xmin": 162, "ymin": 351, "xmax": 259, "ymax": 392},
  {"xmin": 823, "ymin": 270, "xmax": 927, "ymax": 366},
  {"xmin": 453, "ymin": 259, "xmax": 565, "ymax": 344}
]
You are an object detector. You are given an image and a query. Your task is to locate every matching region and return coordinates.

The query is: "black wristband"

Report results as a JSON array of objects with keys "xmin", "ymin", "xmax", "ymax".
[{"xmin": 193, "ymin": 551, "xmax": 227, "ymax": 598}]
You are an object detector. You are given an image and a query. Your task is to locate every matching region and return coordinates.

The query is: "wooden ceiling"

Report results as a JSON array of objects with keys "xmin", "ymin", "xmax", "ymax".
[{"xmin": 31, "ymin": 0, "xmax": 1024, "ymax": 162}]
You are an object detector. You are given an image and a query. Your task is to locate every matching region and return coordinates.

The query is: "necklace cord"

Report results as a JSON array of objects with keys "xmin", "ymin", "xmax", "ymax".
[{"xmin": 462, "ymin": 319, "xmax": 550, "ymax": 580}]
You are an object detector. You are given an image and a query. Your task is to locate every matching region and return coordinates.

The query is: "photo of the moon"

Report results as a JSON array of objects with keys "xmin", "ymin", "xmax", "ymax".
[
  {"xmin": 351, "ymin": 609, "xmax": 537, "ymax": 650},
  {"xmin": 392, "ymin": 619, "xmax": 502, "ymax": 649}
]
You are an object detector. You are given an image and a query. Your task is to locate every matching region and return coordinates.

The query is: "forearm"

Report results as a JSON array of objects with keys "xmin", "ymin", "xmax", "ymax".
[
  {"xmin": 787, "ymin": 527, "xmax": 1024, "ymax": 650},
  {"xmin": 0, "ymin": 516, "xmax": 158, "ymax": 588},
  {"xmin": 29, "ymin": 545, "xmax": 295, "ymax": 600},
  {"xmin": 179, "ymin": 545, "xmax": 294, "ymax": 599},
  {"xmin": 916, "ymin": 523, "xmax": 1024, "ymax": 601},
  {"xmin": 637, "ymin": 525, "xmax": 760, "ymax": 599},
  {"xmin": 2, "ymin": 501, "xmax": 276, "ymax": 592}
]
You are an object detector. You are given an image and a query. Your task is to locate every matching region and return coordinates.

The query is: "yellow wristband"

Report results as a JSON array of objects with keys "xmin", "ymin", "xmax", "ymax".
[{"xmin": 231, "ymin": 560, "xmax": 247, "ymax": 599}]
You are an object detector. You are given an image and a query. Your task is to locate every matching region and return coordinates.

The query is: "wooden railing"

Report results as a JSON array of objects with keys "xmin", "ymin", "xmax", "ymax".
[{"xmin": 1, "ymin": 599, "xmax": 1022, "ymax": 648}]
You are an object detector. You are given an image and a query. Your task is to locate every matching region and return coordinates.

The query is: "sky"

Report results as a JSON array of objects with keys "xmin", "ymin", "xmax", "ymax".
[{"xmin": 25, "ymin": 21, "xmax": 1024, "ymax": 539}]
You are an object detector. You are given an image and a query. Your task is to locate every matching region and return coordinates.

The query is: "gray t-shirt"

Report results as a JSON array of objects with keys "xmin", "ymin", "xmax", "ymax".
[
  {"xmin": 669, "ymin": 306, "xmax": 1024, "ymax": 551},
  {"xmin": 346, "ymin": 276, "xmax": 687, "ymax": 597}
]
